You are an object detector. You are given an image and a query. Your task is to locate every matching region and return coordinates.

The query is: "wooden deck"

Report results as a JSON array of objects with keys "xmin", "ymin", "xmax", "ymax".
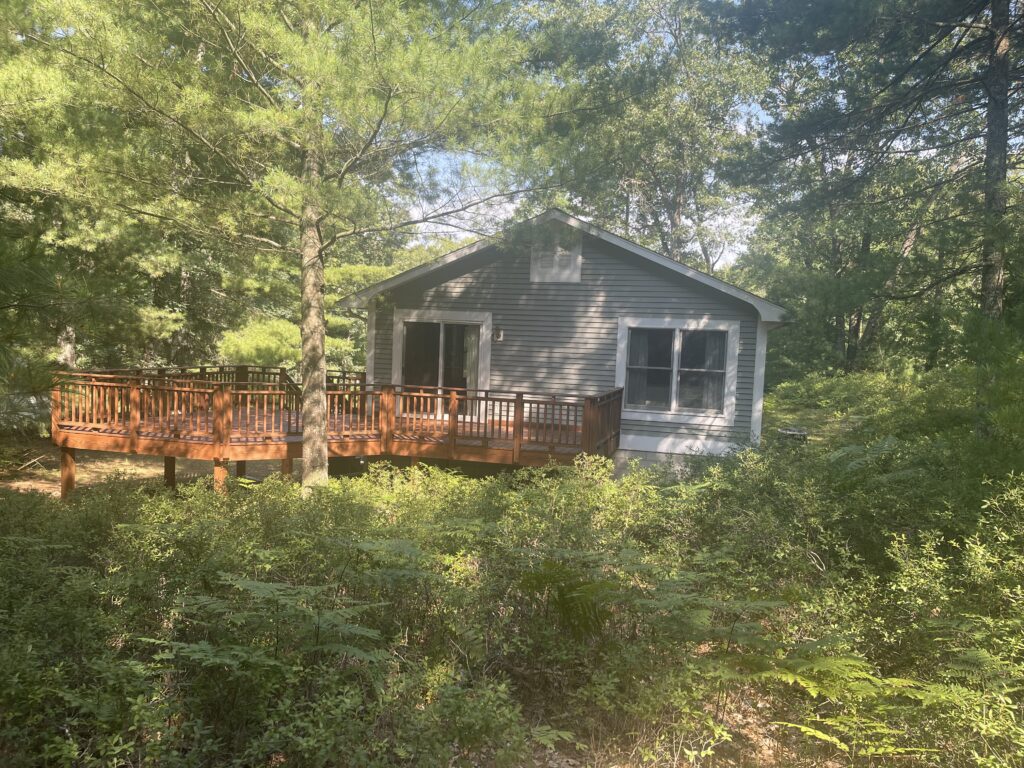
[{"xmin": 51, "ymin": 366, "xmax": 623, "ymax": 496}]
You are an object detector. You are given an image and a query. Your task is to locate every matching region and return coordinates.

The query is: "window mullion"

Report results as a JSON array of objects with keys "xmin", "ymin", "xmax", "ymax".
[{"xmin": 670, "ymin": 328, "xmax": 682, "ymax": 411}]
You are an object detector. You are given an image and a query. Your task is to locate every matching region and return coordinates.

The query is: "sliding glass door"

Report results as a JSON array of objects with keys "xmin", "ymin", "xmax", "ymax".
[
  {"xmin": 402, "ymin": 322, "xmax": 442, "ymax": 388},
  {"xmin": 402, "ymin": 321, "xmax": 480, "ymax": 391}
]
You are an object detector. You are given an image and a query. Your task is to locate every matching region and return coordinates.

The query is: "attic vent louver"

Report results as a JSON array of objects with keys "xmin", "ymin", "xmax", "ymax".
[{"xmin": 530, "ymin": 225, "xmax": 581, "ymax": 283}]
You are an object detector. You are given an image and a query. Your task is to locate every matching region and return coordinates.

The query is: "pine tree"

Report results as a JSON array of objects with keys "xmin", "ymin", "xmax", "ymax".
[{"xmin": 5, "ymin": 0, "xmax": 540, "ymax": 487}]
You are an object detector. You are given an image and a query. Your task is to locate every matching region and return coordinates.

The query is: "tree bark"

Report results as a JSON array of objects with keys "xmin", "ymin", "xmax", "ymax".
[
  {"xmin": 859, "ymin": 183, "xmax": 943, "ymax": 357},
  {"xmin": 846, "ymin": 308, "xmax": 862, "ymax": 369},
  {"xmin": 833, "ymin": 314, "xmax": 847, "ymax": 363},
  {"xmin": 300, "ymin": 149, "xmax": 328, "ymax": 490},
  {"xmin": 980, "ymin": 0, "xmax": 1010, "ymax": 319},
  {"xmin": 696, "ymin": 235, "xmax": 719, "ymax": 274}
]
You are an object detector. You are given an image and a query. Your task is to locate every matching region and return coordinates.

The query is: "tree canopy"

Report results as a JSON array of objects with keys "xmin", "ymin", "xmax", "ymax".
[{"xmin": 1, "ymin": 0, "xmax": 1021, "ymax": 454}]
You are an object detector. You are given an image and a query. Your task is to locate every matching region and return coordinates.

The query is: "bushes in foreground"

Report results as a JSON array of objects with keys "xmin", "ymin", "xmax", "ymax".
[{"xmin": 1, "ymin": 366, "xmax": 1023, "ymax": 766}]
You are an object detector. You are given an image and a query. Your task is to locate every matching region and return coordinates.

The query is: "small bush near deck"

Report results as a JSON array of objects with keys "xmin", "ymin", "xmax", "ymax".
[{"xmin": 2, "ymin": 365, "xmax": 1024, "ymax": 766}]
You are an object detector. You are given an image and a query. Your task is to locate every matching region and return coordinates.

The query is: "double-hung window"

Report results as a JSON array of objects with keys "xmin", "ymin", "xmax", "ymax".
[
  {"xmin": 625, "ymin": 329, "xmax": 674, "ymax": 410},
  {"xmin": 676, "ymin": 330, "xmax": 727, "ymax": 411},
  {"xmin": 617, "ymin": 319, "xmax": 739, "ymax": 423}
]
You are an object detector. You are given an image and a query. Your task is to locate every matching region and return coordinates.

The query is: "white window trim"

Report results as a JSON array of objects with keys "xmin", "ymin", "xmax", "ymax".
[
  {"xmin": 391, "ymin": 308, "xmax": 492, "ymax": 390},
  {"xmin": 750, "ymin": 321, "xmax": 768, "ymax": 445},
  {"xmin": 618, "ymin": 432, "xmax": 740, "ymax": 456},
  {"xmin": 615, "ymin": 316, "xmax": 739, "ymax": 427}
]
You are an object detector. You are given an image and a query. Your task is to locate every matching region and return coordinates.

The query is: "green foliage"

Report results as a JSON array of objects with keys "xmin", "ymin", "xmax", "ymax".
[
  {"xmin": 3, "ymin": 366, "xmax": 1024, "ymax": 764},
  {"xmin": 218, "ymin": 317, "xmax": 357, "ymax": 370},
  {"xmin": 516, "ymin": 0, "xmax": 766, "ymax": 272}
]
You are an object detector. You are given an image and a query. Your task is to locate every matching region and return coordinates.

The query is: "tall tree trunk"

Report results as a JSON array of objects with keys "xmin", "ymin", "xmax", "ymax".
[
  {"xmin": 845, "ymin": 230, "xmax": 870, "ymax": 368},
  {"xmin": 667, "ymin": 171, "xmax": 690, "ymax": 261},
  {"xmin": 860, "ymin": 184, "xmax": 943, "ymax": 356},
  {"xmin": 846, "ymin": 308, "xmax": 862, "ymax": 369},
  {"xmin": 981, "ymin": 0, "xmax": 1010, "ymax": 319},
  {"xmin": 833, "ymin": 314, "xmax": 847, "ymax": 363},
  {"xmin": 668, "ymin": 196, "xmax": 687, "ymax": 260},
  {"xmin": 56, "ymin": 325, "xmax": 76, "ymax": 368},
  {"xmin": 696, "ymin": 235, "xmax": 718, "ymax": 274},
  {"xmin": 300, "ymin": 149, "xmax": 328, "ymax": 490}
]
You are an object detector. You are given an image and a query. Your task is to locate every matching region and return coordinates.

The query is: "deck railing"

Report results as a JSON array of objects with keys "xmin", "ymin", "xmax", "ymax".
[
  {"xmin": 327, "ymin": 370, "xmax": 366, "ymax": 390},
  {"xmin": 89, "ymin": 365, "xmax": 367, "ymax": 397},
  {"xmin": 51, "ymin": 368, "xmax": 623, "ymax": 497},
  {"xmin": 91, "ymin": 364, "xmax": 292, "ymax": 388},
  {"xmin": 375, "ymin": 385, "xmax": 621, "ymax": 461}
]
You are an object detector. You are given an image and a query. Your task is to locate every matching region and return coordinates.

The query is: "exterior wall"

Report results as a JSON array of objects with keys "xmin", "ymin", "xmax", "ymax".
[{"xmin": 368, "ymin": 235, "xmax": 763, "ymax": 453}]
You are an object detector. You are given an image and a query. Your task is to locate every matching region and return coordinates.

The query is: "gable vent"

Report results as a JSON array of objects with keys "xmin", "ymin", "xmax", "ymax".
[{"xmin": 530, "ymin": 225, "xmax": 582, "ymax": 283}]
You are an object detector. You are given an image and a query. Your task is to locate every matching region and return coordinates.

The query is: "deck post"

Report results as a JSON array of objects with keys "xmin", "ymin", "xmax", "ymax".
[
  {"xmin": 281, "ymin": 457, "xmax": 293, "ymax": 479},
  {"xmin": 236, "ymin": 460, "xmax": 246, "ymax": 478},
  {"xmin": 213, "ymin": 460, "xmax": 228, "ymax": 493},
  {"xmin": 164, "ymin": 456, "xmax": 176, "ymax": 488},
  {"xmin": 582, "ymin": 396, "xmax": 597, "ymax": 454},
  {"xmin": 129, "ymin": 383, "xmax": 141, "ymax": 453},
  {"xmin": 60, "ymin": 446, "xmax": 76, "ymax": 499},
  {"xmin": 50, "ymin": 386, "xmax": 61, "ymax": 441},
  {"xmin": 381, "ymin": 385, "xmax": 395, "ymax": 455},
  {"xmin": 512, "ymin": 393, "xmax": 524, "ymax": 464},
  {"xmin": 237, "ymin": 365, "xmax": 249, "ymax": 386},
  {"xmin": 448, "ymin": 390, "xmax": 459, "ymax": 459},
  {"xmin": 212, "ymin": 385, "xmax": 231, "ymax": 494}
]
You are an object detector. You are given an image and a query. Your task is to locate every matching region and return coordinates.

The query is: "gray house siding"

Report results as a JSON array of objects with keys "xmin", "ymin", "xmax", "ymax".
[{"xmin": 369, "ymin": 234, "xmax": 761, "ymax": 449}]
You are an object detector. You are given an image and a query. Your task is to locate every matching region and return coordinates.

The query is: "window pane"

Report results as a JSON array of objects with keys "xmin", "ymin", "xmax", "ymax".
[
  {"xmin": 626, "ymin": 368, "xmax": 671, "ymax": 409},
  {"xmin": 678, "ymin": 370, "xmax": 725, "ymax": 411},
  {"xmin": 680, "ymin": 330, "xmax": 726, "ymax": 371},
  {"xmin": 627, "ymin": 328, "xmax": 673, "ymax": 368}
]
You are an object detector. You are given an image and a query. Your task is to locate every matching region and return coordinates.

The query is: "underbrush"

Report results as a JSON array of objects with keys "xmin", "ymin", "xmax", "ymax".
[{"xmin": 1, "ymin": 365, "xmax": 1023, "ymax": 766}]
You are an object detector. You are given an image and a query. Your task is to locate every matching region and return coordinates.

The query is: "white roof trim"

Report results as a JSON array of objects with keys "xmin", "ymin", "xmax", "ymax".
[{"xmin": 340, "ymin": 209, "xmax": 788, "ymax": 322}]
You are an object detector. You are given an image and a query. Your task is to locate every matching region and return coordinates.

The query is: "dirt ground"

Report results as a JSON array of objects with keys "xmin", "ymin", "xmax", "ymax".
[{"xmin": 0, "ymin": 436, "xmax": 294, "ymax": 496}]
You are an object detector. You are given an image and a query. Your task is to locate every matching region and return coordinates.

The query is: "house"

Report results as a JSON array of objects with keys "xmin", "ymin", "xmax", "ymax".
[
  {"xmin": 342, "ymin": 209, "xmax": 787, "ymax": 461},
  {"xmin": 49, "ymin": 209, "xmax": 787, "ymax": 499}
]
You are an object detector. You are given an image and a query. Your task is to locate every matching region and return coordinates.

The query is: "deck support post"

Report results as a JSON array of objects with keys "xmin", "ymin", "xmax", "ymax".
[
  {"xmin": 164, "ymin": 456, "xmax": 176, "ymax": 489},
  {"xmin": 236, "ymin": 460, "xmax": 246, "ymax": 478},
  {"xmin": 281, "ymin": 457, "xmax": 293, "ymax": 479},
  {"xmin": 213, "ymin": 460, "xmax": 228, "ymax": 494},
  {"xmin": 512, "ymin": 393, "xmax": 524, "ymax": 464},
  {"xmin": 60, "ymin": 446, "xmax": 76, "ymax": 499}
]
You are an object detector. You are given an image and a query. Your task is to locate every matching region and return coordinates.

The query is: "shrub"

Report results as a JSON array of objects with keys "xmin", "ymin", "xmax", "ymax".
[{"xmin": 1, "ymin": 365, "xmax": 1023, "ymax": 765}]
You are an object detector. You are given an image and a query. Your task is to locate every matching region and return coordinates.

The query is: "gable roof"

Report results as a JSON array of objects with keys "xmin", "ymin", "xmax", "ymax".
[{"xmin": 340, "ymin": 209, "xmax": 788, "ymax": 323}]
